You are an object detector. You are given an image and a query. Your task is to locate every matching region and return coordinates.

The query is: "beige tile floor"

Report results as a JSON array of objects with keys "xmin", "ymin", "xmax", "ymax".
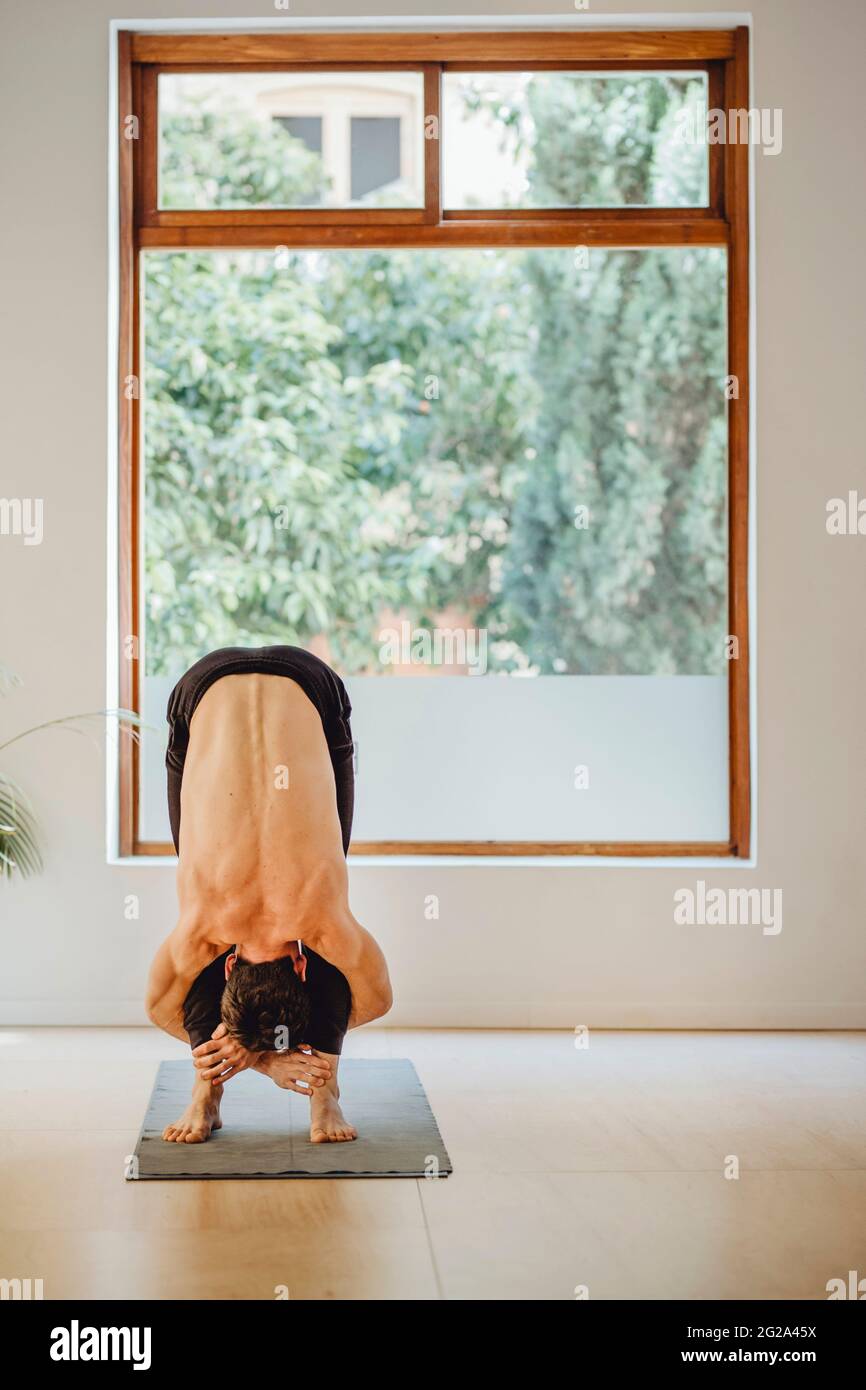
[{"xmin": 1, "ymin": 1028, "xmax": 864, "ymax": 1300}]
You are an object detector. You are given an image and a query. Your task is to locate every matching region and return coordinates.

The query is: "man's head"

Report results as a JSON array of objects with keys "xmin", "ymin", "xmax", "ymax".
[{"xmin": 221, "ymin": 951, "xmax": 310, "ymax": 1053}]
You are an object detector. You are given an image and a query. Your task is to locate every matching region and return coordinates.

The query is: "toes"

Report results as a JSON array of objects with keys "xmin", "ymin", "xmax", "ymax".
[{"xmin": 309, "ymin": 1115, "xmax": 358, "ymax": 1142}]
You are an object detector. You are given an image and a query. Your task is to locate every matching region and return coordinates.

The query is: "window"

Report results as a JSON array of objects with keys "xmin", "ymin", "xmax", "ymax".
[
  {"xmin": 351, "ymin": 116, "xmax": 402, "ymax": 200},
  {"xmin": 275, "ymin": 116, "xmax": 323, "ymax": 155},
  {"xmin": 157, "ymin": 70, "xmax": 425, "ymax": 210},
  {"xmin": 117, "ymin": 27, "xmax": 750, "ymax": 857},
  {"xmin": 442, "ymin": 70, "xmax": 710, "ymax": 208}
]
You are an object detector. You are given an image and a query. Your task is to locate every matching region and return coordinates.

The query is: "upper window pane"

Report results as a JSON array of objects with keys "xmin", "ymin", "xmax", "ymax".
[
  {"xmin": 158, "ymin": 72, "xmax": 425, "ymax": 209},
  {"xmin": 443, "ymin": 71, "xmax": 709, "ymax": 209}
]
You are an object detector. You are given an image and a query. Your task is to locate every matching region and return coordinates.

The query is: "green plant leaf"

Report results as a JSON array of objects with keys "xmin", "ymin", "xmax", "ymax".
[{"xmin": 0, "ymin": 775, "xmax": 42, "ymax": 879}]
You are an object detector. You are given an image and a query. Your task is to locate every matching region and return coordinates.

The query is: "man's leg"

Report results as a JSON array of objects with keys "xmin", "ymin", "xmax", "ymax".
[
  {"xmin": 299, "ymin": 944, "xmax": 356, "ymax": 1142},
  {"xmin": 161, "ymin": 1075, "xmax": 223, "ymax": 1145},
  {"xmin": 163, "ymin": 662, "xmax": 229, "ymax": 1142},
  {"xmin": 261, "ymin": 950, "xmax": 355, "ymax": 1140},
  {"xmin": 309, "ymin": 1054, "xmax": 357, "ymax": 1143},
  {"xmin": 162, "ymin": 951, "xmax": 231, "ymax": 1144},
  {"xmin": 265, "ymin": 748, "xmax": 356, "ymax": 1140},
  {"xmin": 309, "ymin": 747, "xmax": 357, "ymax": 1140}
]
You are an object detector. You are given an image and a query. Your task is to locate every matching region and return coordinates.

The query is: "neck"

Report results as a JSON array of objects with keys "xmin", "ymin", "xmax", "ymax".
[{"xmin": 237, "ymin": 939, "xmax": 301, "ymax": 965}]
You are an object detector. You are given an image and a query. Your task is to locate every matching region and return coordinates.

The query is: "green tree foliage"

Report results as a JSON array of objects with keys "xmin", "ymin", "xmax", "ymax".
[
  {"xmin": 145, "ymin": 79, "xmax": 727, "ymax": 677},
  {"xmin": 314, "ymin": 250, "xmax": 538, "ymax": 649},
  {"xmin": 145, "ymin": 250, "xmax": 420, "ymax": 675},
  {"xmin": 502, "ymin": 242, "xmax": 727, "ymax": 674},
  {"xmin": 160, "ymin": 103, "xmax": 329, "ymax": 209},
  {"xmin": 492, "ymin": 75, "xmax": 728, "ymax": 673},
  {"xmin": 460, "ymin": 72, "xmax": 707, "ymax": 208}
]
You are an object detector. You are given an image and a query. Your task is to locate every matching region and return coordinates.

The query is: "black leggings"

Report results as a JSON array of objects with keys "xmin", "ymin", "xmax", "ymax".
[{"xmin": 166, "ymin": 646, "xmax": 354, "ymax": 1055}]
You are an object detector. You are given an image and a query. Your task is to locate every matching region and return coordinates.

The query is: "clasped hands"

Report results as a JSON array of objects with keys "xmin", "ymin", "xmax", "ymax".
[{"xmin": 192, "ymin": 1022, "xmax": 332, "ymax": 1095}]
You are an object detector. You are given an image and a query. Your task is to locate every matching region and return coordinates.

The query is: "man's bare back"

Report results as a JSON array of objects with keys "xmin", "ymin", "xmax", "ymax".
[{"xmin": 177, "ymin": 672, "xmax": 348, "ymax": 953}]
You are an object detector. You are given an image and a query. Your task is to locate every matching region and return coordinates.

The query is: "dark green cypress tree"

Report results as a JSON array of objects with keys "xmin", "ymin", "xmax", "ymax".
[{"xmin": 500, "ymin": 75, "xmax": 728, "ymax": 673}]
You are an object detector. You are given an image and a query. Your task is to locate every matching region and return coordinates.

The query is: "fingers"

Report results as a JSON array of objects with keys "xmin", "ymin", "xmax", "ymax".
[
  {"xmin": 204, "ymin": 1062, "xmax": 236, "ymax": 1083},
  {"xmin": 193, "ymin": 1051, "xmax": 228, "ymax": 1072},
  {"xmin": 284, "ymin": 1080, "xmax": 314, "ymax": 1097},
  {"xmin": 195, "ymin": 1048, "xmax": 241, "ymax": 1078},
  {"xmin": 290, "ymin": 1050, "xmax": 331, "ymax": 1079},
  {"xmin": 211, "ymin": 1023, "xmax": 228, "ymax": 1039},
  {"xmin": 194, "ymin": 1044, "xmax": 245, "ymax": 1073},
  {"xmin": 288, "ymin": 1060, "xmax": 327, "ymax": 1086},
  {"xmin": 274, "ymin": 1069, "xmax": 323, "ymax": 1090},
  {"xmin": 199, "ymin": 1062, "xmax": 228, "ymax": 1082},
  {"xmin": 268, "ymin": 1069, "xmax": 314, "ymax": 1095}
]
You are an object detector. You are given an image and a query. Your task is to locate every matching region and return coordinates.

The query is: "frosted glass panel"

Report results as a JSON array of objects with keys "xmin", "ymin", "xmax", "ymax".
[{"xmin": 139, "ymin": 674, "xmax": 728, "ymax": 845}]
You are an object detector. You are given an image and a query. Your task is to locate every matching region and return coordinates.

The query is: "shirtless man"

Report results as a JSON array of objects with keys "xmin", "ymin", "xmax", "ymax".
[{"xmin": 145, "ymin": 646, "xmax": 392, "ymax": 1145}]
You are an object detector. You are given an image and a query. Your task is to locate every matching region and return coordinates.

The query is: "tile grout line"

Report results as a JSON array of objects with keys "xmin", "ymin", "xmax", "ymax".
[{"xmin": 414, "ymin": 1178, "xmax": 446, "ymax": 1300}]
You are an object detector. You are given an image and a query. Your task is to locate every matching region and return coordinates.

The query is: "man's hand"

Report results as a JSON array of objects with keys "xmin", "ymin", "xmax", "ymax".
[
  {"xmin": 255, "ymin": 1046, "xmax": 333, "ymax": 1096},
  {"xmin": 192, "ymin": 1023, "xmax": 260, "ymax": 1084}
]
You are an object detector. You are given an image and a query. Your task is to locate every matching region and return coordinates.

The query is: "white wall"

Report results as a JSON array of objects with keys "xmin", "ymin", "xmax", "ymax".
[{"xmin": 1, "ymin": 0, "xmax": 865, "ymax": 1027}]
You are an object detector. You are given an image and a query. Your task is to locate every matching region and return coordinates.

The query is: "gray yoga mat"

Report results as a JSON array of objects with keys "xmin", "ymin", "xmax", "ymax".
[{"xmin": 131, "ymin": 1058, "xmax": 452, "ymax": 1179}]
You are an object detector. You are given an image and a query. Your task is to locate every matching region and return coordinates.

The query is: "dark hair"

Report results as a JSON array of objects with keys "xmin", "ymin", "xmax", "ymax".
[{"xmin": 220, "ymin": 957, "xmax": 310, "ymax": 1053}]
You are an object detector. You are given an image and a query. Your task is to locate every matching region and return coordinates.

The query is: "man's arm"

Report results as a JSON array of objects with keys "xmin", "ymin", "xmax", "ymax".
[
  {"xmin": 145, "ymin": 919, "xmax": 220, "ymax": 1042},
  {"xmin": 307, "ymin": 911, "xmax": 392, "ymax": 1029}
]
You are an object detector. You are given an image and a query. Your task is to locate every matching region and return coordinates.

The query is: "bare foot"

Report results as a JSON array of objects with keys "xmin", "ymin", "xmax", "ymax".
[
  {"xmin": 162, "ymin": 1079, "xmax": 223, "ymax": 1144},
  {"xmin": 310, "ymin": 1091, "xmax": 357, "ymax": 1144}
]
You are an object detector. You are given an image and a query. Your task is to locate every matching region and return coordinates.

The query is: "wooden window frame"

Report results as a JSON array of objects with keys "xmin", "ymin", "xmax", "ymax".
[{"xmin": 117, "ymin": 27, "xmax": 751, "ymax": 860}]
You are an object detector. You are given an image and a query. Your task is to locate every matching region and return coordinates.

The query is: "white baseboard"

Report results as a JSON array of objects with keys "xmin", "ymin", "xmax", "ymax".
[
  {"xmin": 1, "ymin": 1001, "xmax": 864, "ymax": 1029},
  {"xmin": 0, "ymin": 1003, "xmax": 153, "ymax": 1025}
]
